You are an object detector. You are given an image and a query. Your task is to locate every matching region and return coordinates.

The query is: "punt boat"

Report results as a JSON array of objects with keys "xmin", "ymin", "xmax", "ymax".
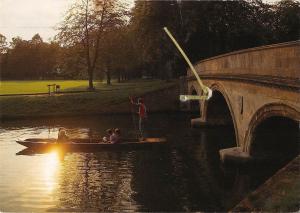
[{"xmin": 16, "ymin": 137, "xmax": 167, "ymax": 151}]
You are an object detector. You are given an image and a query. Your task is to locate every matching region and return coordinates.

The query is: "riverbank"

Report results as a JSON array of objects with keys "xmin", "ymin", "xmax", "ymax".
[
  {"xmin": 0, "ymin": 80, "xmax": 180, "ymax": 120},
  {"xmin": 232, "ymin": 155, "xmax": 300, "ymax": 212}
]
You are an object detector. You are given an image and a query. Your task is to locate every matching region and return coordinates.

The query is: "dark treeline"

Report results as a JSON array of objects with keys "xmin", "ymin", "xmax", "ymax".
[
  {"xmin": 1, "ymin": 34, "xmax": 61, "ymax": 80},
  {"xmin": 0, "ymin": 0, "xmax": 299, "ymax": 86}
]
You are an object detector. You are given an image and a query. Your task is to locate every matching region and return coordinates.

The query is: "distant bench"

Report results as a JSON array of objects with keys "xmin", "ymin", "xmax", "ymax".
[{"xmin": 47, "ymin": 84, "xmax": 60, "ymax": 95}]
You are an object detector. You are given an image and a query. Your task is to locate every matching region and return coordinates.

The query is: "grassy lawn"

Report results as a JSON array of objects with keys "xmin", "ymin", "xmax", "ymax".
[
  {"xmin": 0, "ymin": 80, "xmax": 178, "ymax": 119},
  {"xmin": 0, "ymin": 80, "xmax": 99, "ymax": 95}
]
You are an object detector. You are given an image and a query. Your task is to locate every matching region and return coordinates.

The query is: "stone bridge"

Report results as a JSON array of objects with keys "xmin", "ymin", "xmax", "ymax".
[{"xmin": 182, "ymin": 40, "xmax": 300, "ymax": 163}]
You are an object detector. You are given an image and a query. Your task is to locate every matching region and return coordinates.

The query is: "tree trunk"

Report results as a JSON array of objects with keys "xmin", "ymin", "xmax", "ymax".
[
  {"xmin": 106, "ymin": 71, "xmax": 111, "ymax": 85},
  {"xmin": 88, "ymin": 67, "xmax": 94, "ymax": 90},
  {"xmin": 117, "ymin": 70, "xmax": 121, "ymax": 83},
  {"xmin": 106, "ymin": 65, "xmax": 111, "ymax": 85}
]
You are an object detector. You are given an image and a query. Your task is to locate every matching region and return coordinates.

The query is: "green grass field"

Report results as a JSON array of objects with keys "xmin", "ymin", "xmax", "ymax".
[
  {"xmin": 0, "ymin": 80, "xmax": 99, "ymax": 95},
  {"xmin": 0, "ymin": 80, "xmax": 176, "ymax": 95},
  {"xmin": 0, "ymin": 79, "xmax": 178, "ymax": 119}
]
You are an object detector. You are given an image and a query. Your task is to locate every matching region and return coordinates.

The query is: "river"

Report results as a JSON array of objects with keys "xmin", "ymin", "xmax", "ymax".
[{"xmin": 0, "ymin": 113, "xmax": 288, "ymax": 212}]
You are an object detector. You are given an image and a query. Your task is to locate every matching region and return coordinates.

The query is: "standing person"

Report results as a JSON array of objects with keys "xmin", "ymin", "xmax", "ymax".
[{"xmin": 130, "ymin": 96, "xmax": 147, "ymax": 138}]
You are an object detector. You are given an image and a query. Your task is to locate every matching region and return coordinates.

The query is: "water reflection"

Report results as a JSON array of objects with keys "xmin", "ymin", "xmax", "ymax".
[
  {"xmin": 43, "ymin": 150, "xmax": 60, "ymax": 193},
  {"xmin": 0, "ymin": 114, "xmax": 291, "ymax": 211},
  {"xmin": 44, "ymin": 151, "xmax": 140, "ymax": 212}
]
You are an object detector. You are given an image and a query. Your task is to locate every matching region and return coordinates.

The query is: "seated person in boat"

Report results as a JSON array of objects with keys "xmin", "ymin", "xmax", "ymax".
[
  {"xmin": 102, "ymin": 129, "xmax": 113, "ymax": 143},
  {"xmin": 110, "ymin": 128, "xmax": 121, "ymax": 144},
  {"xmin": 57, "ymin": 128, "xmax": 69, "ymax": 142}
]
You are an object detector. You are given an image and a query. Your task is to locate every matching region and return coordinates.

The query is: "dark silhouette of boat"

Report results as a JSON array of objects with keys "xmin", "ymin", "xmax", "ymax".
[{"xmin": 16, "ymin": 137, "xmax": 167, "ymax": 152}]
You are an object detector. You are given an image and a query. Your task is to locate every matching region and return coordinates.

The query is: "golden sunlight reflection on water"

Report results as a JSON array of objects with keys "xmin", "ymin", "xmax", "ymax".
[{"xmin": 43, "ymin": 150, "xmax": 60, "ymax": 193}]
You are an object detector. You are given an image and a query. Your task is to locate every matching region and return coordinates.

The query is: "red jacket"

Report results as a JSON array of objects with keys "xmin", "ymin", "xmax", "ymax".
[{"xmin": 139, "ymin": 103, "xmax": 147, "ymax": 118}]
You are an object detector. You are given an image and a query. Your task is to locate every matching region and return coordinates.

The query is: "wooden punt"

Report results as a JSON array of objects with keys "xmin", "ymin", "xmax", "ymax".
[{"xmin": 16, "ymin": 137, "xmax": 167, "ymax": 151}]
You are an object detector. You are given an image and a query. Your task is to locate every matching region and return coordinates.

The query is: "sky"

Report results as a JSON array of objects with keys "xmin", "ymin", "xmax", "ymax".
[
  {"xmin": 0, "ymin": 0, "xmax": 281, "ymax": 43},
  {"xmin": 0, "ymin": 0, "xmax": 75, "ymax": 42},
  {"xmin": 0, "ymin": 0, "xmax": 134, "ymax": 43}
]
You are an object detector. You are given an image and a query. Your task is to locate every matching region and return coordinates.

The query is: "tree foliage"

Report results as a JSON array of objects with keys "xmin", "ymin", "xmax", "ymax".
[
  {"xmin": 0, "ymin": 34, "xmax": 8, "ymax": 54},
  {"xmin": 1, "ymin": 34, "xmax": 60, "ymax": 80},
  {"xmin": 55, "ymin": 0, "xmax": 128, "ymax": 89},
  {"xmin": 1, "ymin": 0, "xmax": 299, "ymax": 81}
]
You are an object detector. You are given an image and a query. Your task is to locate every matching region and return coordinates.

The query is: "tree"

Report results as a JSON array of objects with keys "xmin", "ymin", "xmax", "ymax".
[
  {"xmin": 56, "ymin": 0, "xmax": 128, "ymax": 90},
  {"xmin": 0, "ymin": 34, "xmax": 8, "ymax": 54},
  {"xmin": 2, "ymin": 35, "xmax": 60, "ymax": 80},
  {"xmin": 29, "ymin": 34, "xmax": 44, "ymax": 78},
  {"xmin": 131, "ymin": 0, "xmax": 181, "ymax": 78},
  {"xmin": 0, "ymin": 34, "xmax": 8, "ymax": 78},
  {"xmin": 6, "ymin": 37, "xmax": 30, "ymax": 79},
  {"xmin": 273, "ymin": 0, "xmax": 300, "ymax": 42},
  {"xmin": 94, "ymin": 25, "xmax": 138, "ymax": 84},
  {"xmin": 57, "ymin": 44, "xmax": 87, "ymax": 79}
]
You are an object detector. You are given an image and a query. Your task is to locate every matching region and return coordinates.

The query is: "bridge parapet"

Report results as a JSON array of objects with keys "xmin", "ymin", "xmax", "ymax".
[{"xmin": 187, "ymin": 40, "xmax": 299, "ymax": 88}]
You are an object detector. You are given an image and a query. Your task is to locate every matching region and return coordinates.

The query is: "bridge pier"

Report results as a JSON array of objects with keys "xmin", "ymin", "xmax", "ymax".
[
  {"xmin": 219, "ymin": 147, "xmax": 252, "ymax": 165},
  {"xmin": 191, "ymin": 118, "xmax": 202, "ymax": 127},
  {"xmin": 191, "ymin": 117, "xmax": 232, "ymax": 128}
]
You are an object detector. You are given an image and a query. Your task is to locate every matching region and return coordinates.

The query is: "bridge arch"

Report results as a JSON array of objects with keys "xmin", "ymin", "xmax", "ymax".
[
  {"xmin": 203, "ymin": 83, "xmax": 239, "ymax": 146},
  {"xmin": 188, "ymin": 85, "xmax": 198, "ymax": 95},
  {"xmin": 245, "ymin": 103, "xmax": 300, "ymax": 156},
  {"xmin": 185, "ymin": 41, "xmax": 300, "ymax": 164}
]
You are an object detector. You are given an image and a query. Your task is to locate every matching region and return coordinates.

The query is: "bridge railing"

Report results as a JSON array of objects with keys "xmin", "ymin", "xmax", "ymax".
[{"xmin": 188, "ymin": 40, "xmax": 300, "ymax": 81}]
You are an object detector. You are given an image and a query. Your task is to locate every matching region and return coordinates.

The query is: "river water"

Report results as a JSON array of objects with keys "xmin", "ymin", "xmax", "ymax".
[{"xmin": 0, "ymin": 113, "xmax": 287, "ymax": 212}]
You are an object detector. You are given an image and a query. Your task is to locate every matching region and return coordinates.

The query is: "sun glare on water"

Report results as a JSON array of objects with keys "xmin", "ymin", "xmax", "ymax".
[{"xmin": 43, "ymin": 150, "xmax": 60, "ymax": 192}]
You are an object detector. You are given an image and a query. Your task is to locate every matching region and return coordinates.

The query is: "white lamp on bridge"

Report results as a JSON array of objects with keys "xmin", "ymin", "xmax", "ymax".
[
  {"xmin": 163, "ymin": 27, "xmax": 213, "ymax": 102},
  {"xmin": 180, "ymin": 87, "xmax": 212, "ymax": 102}
]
